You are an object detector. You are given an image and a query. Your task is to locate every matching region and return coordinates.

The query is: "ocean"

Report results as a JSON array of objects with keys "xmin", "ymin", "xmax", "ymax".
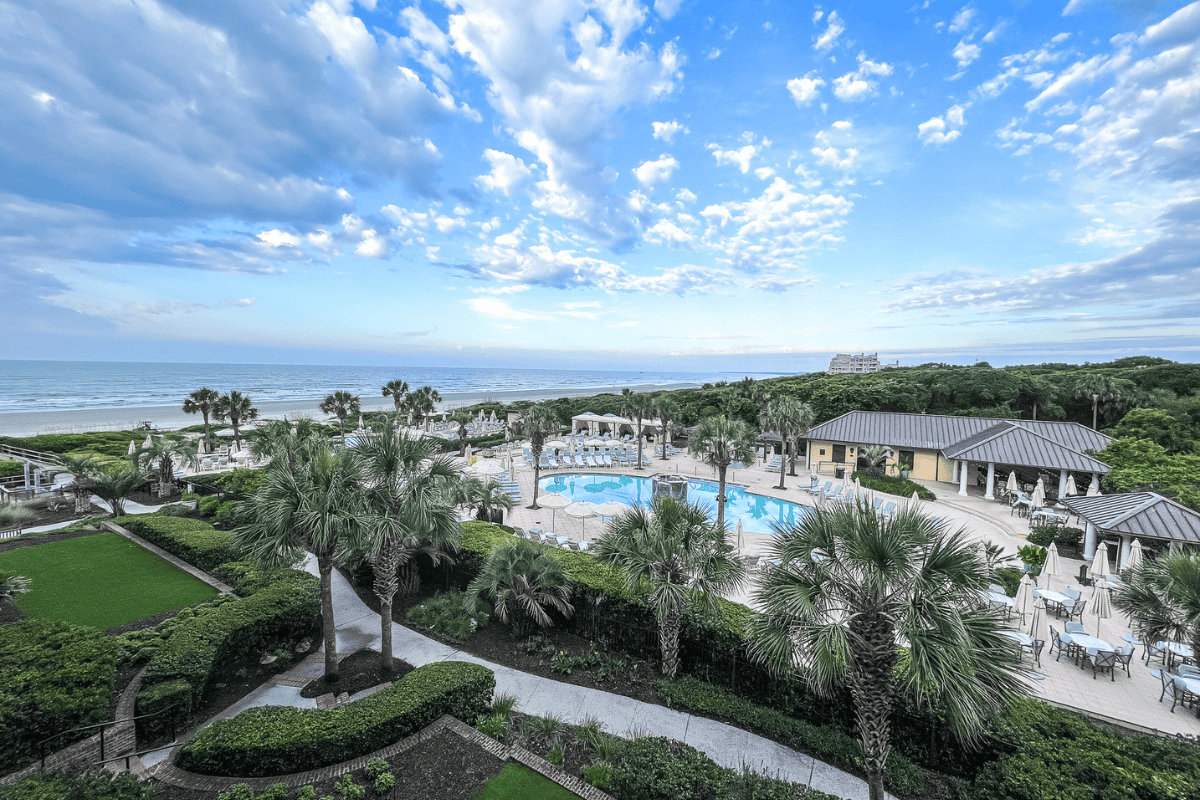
[{"xmin": 0, "ymin": 360, "xmax": 785, "ymax": 437}]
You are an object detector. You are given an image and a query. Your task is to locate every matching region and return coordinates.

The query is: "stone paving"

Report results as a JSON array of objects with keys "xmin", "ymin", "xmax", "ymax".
[{"xmin": 494, "ymin": 444, "xmax": 1200, "ymax": 739}]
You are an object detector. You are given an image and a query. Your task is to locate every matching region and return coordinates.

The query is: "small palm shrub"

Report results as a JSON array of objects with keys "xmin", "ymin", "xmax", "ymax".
[{"xmin": 465, "ymin": 540, "xmax": 574, "ymax": 636}]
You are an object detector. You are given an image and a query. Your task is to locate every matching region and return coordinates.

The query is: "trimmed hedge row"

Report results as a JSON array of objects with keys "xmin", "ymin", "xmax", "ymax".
[
  {"xmin": 137, "ymin": 562, "xmax": 320, "ymax": 719},
  {"xmin": 0, "ymin": 619, "xmax": 119, "ymax": 774},
  {"xmin": 850, "ymin": 471, "xmax": 936, "ymax": 501},
  {"xmin": 114, "ymin": 515, "xmax": 240, "ymax": 573},
  {"xmin": 0, "ymin": 459, "xmax": 23, "ymax": 479},
  {"xmin": 177, "ymin": 661, "xmax": 495, "ymax": 776},
  {"xmin": 0, "ymin": 772, "xmax": 154, "ymax": 800},
  {"xmin": 656, "ymin": 676, "xmax": 927, "ymax": 796}
]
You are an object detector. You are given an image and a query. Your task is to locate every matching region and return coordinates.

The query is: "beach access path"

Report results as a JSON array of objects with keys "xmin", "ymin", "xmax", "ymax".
[{"xmin": 143, "ymin": 552, "xmax": 886, "ymax": 800}]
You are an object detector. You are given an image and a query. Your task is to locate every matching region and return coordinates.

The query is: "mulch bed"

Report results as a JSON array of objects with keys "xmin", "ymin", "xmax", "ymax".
[
  {"xmin": 0, "ymin": 524, "xmax": 104, "ymax": 554},
  {"xmin": 345, "ymin": 572, "xmax": 664, "ymax": 707},
  {"xmin": 128, "ymin": 488, "xmax": 184, "ymax": 507},
  {"xmin": 0, "ymin": 502, "xmax": 103, "ymax": 533},
  {"xmin": 300, "ymin": 649, "xmax": 414, "ymax": 698},
  {"xmin": 151, "ymin": 728, "xmax": 507, "ymax": 800}
]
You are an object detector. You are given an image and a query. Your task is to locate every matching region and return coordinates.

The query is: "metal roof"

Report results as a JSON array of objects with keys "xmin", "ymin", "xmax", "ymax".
[
  {"xmin": 943, "ymin": 425, "xmax": 1111, "ymax": 473},
  {"xmin": 802, "ymin": 411, "xmax": 1112, "ymax": 473},
  {"xmin": 1061, "ymin": 493, "xmax": 1200, "ymax": 544}
]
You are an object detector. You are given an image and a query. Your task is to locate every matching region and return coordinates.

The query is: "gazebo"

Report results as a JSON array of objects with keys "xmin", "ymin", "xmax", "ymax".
[{"xmin": 1060, "ymin": 492, "xmax": 1200, "ymax": 569}]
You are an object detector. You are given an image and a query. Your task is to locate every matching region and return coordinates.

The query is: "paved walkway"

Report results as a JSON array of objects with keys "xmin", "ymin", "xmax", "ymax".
[{"xmin": 143, "ymin": 554, "xmax": 886, "ymax": 800}]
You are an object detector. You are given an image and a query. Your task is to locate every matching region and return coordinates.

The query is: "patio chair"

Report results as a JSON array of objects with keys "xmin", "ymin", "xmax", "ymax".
[
  {"xmin": 1049, "ymin": 627, "xmax": 1066, "ymax": 661},
  {"xmin": 1165, "ymin": 672, "xmax": 1198, "ymax": 713},
  {"xmin": 1064, "ymin": 621, "xmax": 1085, "ymax": 635},
  {"xmin": 1065, "ymin": 599, "xmax": 1087, "ymax": 622},
  {"xmin": 576, "ymin": 540, "xmax": 590, "ymax": 552},
  {"xmin": 1114, "ymin": 645, "xmax": 1134, "ymax": 678},
  {"xmin": 1084, "ymin": 648, "xmax": 1118, "ymax": 681},
  {"xmin": 1144, "ymin": 640, "xmax": 1168, "ymax": 666},
  {"xmin": 989, "ymin": 583, "xmax": 1007, "ymax": 596},
  {"xmin": 1064, "ymin": 586, "xmax": 1081, "ymax": 601},
  {"xmin": 1022, "ymin": 639, "xmax": 1045, "ymax": 669}
]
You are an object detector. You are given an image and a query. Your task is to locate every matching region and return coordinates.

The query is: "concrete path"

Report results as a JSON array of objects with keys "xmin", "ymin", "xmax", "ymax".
[{"xmin": 144, "ymin": 554, "xmax": 886, "ymax": 800}]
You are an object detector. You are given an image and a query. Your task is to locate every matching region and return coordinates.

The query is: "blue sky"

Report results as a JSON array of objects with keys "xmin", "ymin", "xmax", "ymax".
[{"xmin": 3, "ymin": 0, "xmax": 1199, "ymax": 373}]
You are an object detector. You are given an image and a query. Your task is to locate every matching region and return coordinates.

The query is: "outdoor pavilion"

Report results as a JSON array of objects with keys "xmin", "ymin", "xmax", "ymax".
[
  {"xmin": 571, "ymin": 412, "xmax": 661, "ymax": 439},
  {"xmin": 1060, "ymin": 491, "xmax": 1200, "ymax": 567}
]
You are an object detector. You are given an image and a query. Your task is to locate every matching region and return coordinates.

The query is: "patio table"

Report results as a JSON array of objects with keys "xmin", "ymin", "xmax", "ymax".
[
  {"xmin": 1000, "ymin": 630, "xmax": 1033, "ymax": 646},
  {"xmin": 1157, "ymin": 641, "xmax": 1196, "ymax": 670},
  {"xmin": 1034, "ymin": 589, "xmax": 1072, "ymax": 617},
  {"xmin": 1062, "ymin": 633, "xmax": 1113, "ymax": 666}
]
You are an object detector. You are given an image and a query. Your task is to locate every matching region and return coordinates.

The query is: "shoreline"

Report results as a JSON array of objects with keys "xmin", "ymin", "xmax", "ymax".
[{"xmin": 0, "ymin": 382, "xmax": 702, "ymax": 438}]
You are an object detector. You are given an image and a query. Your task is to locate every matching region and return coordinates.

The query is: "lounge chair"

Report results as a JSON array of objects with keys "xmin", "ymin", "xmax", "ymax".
[
  {"xmin": 576, "ymin": 540, "xmax": 590, "ymax": 552},
  {"xmin": 602, "ymin": 455, "xmax": 613, "ymax": 468},
  {"xmin": 764, "ymin": 456, "xmax": 782, "ymax": 473}
]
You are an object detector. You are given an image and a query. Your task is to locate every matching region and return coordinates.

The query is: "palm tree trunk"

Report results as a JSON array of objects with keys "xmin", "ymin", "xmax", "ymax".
[
  {"xmin": 380, "ymin": 594, "xmax": 394, "ymax": 672},
  {"xmin": 636, "ymin": 424, "xmax": 643, "ymax": 469},
  {"xmin": 716, "ymin": 465, "xmax": 727, "ymax": 530},
  {"xmin": 72, "ymin": 486, "xmax": 90, "ymax": 514},
  {"xmin": 529, "ymin": 459, "xmax": 542, "ymax": 509},
  {"xmin": 659, "ymin": 607, "xmax": 682, "ymax": 678},
  {"xmin": 847, "ymin": 613, "xmax": 897, "ymax": 800},
  {"xmin": 777, "ymin": 442, "xmax": 786, "ymax": 490},
  {"xmin": 661, "ymin": 424, "xmax": 669, "ymax": 459},
  {"xmin": 788, "ymin": 438, "xmax": 797, "ymax": 476},
  {"xmin": 317, "ymin": 553, "xmax": 339, "ymax": 682},
  {"xmin": 202, "ymin": 412, "xmax": 212, "ymax": 450}
]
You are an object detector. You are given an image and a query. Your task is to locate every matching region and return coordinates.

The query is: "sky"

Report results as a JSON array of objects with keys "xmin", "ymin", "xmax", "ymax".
[{"xmin": 3, "ymin": 0, "xmax": 1200, "ymax": 374}]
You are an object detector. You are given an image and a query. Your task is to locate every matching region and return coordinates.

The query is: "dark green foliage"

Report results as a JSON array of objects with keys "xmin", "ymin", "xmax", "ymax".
[
  {"xmin": 406, "ymin": 591, "xmax": 489, "ymax": 639},
  {"xmin": 206, "ymin": 468, "xmax": 268, "ymax": 498},
  {"xmin": 212, "ymin": 500, "xmax": 241, "ymax": 528},
  {"xmin": 656, "ymin": 676, "xmax": 927, "ymax": 796},
  {"xmin": 115, "ymin": 514, "xmax": 239, "ymax": 572},
  {"xmin": 133, "ymin": 677, "xmax": 191, "ymax": 738},
  {"xmin": 850, "ymin": 471, "xmax": 936, "ymax": 500},
  {"xmin": 1027, "ymin": 526, "xmax": 1082, "ymax": 550},
  {"xmin": 177, "ymin": 662, "xmax": 495, "ymax": 776},
  {"xmin": 0, "ymin": 431, "xmax": 179, "ymax": 459},
  {"xmin": 0, "ymin": 772, "xmax": 155, "ymax": 800},
  {"xmin": 0, "ymin": 460, "xmax": 23, "ymax": 479},
  {"xmin": 1094, "ymin": 438, "xmax": 1200, "ymax": 511},
  {"xmin": 197, "ymin": 495, "xmax": 222, "ymax": 518},
  {"xmin": 0, "ymin": 620, "xmax": 119, "ymax": 773},
  {"xmin": 964, "ymin": 699, "xmax": 1200, "ymax": 800},
  {"xmin": 993, "ymin": 567, "xmax": 1023, "ymax": 597},
  {"xmin": 599, "ymin": 736, "xmax": 840, "ymax": 800},
  {"xmin": 138, "ymin": 562, "xmax": 319, "ymax": 710}
]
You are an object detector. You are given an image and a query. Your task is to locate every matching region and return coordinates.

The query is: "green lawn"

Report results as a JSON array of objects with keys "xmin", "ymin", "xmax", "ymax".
[
  {"xmin": 0, "ymin": 532, "xmax": 217, "ymax": 630},
  {"xmin": 472, "ymin": 763, "xmax": 583, "ymax": 800}
]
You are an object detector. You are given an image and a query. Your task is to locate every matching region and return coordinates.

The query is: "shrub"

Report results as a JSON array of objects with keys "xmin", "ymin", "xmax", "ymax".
[
  {"xmin": 207, "ymin": 468, "xmax": 267, "ymax": 498},
  {"xmin": 0, "ymin": 432, "xmax": 175, "ymax": 460},
  {"xmin": 406, "ymin": 591, "xmax": 489, "ymax": 639},
  {"xmin": 1054, "ymin": 526, "xmax": 1083, "ymax": 550},
  {"xmin": 1027, "ymin": 527, "xmax": 1057, "ymax": 547},
  {"xmin": 0, "ymin": 772, "xmax": 155, "ymax": 800},
  {"xmin": 372, "ymin": 772, "xmax": 395, "ymax": 795},
  {"xmin": 196, "ymin": 495, "xmax": 222, "ymax": 518},
  {"xmin": 157, "ymin": 503, "xmax": 192, "ymax": 517},
  {"xmin": 850, "ymin": 471, "xmax": 936, "ymax": 500},
  {"xmin": 212, "ymin": 500, "xmax": 241, "ymax": 528},
  {"xmin": 134, "ymin": 678, "xmax": 192, "ymax": 738},
  {"xmin": 0, "ymin": 460, "xmax": 23, "ymax": 479},
  {"xmin": 993, "ymin": 567, "xmax": 1023, "ymax": 597},
  {"xmin": 138, "ymin": 563, "xmax": 319, "ymax": 711},
  {"xmin": 964, "ymin": 699, "xmax": 1200, "ymax": 800},
  {"xmin": 177, "ymin": 662, "xmax": 495, "ymax": 776},
  {"xmin": 114, "ymin": 515, "xmax": 238, "ymax": 573},
  {"xmin": 364, "ymin": 757, "xmax": 389, "ymax": 781},
  {"xmin": 0, "ymin": 620, "xmax": 119, "ymax": 774}
]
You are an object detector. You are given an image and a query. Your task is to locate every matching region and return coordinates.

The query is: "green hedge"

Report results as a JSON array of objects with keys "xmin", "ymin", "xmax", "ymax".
[
  {"xmin": 850, "ymin": 471, "xmax": 936, "ymax": 500},
  {"xmin": 0, "ymin": 620, "xmax": 119, "ymax": 774},
  {"xmin": 964, "ymin": 699, "xmax": 1200, "ymax": 800},
  {"xmin": 595, "ymin": 735, "xmax": 841, "ymax": 800},
  {"xmin": 0, "ymin": 460, "xmax": 23, "ymax": 479},
  {"xmin": 1027, "ymin": 526, "xmax": 1083, "ymax": 550},
  {"xmin": 114, "ymin": 515, "xmax": 239, "ymax": 573},
  {"xmin": 0, "ymin": 772, "xmax": 155, "ymax": 800},
  {"xmin": 656, "ymin": 676, "xmax": 927, "ymax": 797},
  {"xmin": 177, "ymin": 662, "xmax": 495, "ymax": 776},
  {"xmin": 205, "ymin": 469, "xmax": 267, "ymax": 498},
  {"xmin": 138, "ymin": 563, "xmax": 319, "ymax": 712},
  {"xmin": 993, "ymin": 567, "xmax": 1023, "ymax": 598},
  {"xmin": 0, "ymin": 432, "xmax": 179, "ymax": 460}
]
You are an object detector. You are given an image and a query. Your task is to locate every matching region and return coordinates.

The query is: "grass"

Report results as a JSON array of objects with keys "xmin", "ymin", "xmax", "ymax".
[
  {"xmin": 471, "ymin": 763, "xmax": 583, "ymax": 800},
  {"xmin": 0, "ymin": 532, "xmax": 217, "ymax": 630}
]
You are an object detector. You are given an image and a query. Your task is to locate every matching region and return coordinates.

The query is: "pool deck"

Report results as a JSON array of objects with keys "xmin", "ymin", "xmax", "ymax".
[{"xmin": 497, "ymin": 445, "xmax": 1200, "ymax": 740}]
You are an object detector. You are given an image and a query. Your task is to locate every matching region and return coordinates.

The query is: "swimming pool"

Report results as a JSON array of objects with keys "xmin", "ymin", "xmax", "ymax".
[{"xmin": 538, "ymin": 473, "xmax": 812, "ymax": 534}]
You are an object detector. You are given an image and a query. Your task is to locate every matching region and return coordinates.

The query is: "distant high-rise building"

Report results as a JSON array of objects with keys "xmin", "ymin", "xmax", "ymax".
[{"xmin": 827, "ymin": 352, "xmax": 899, "ymax": 374}]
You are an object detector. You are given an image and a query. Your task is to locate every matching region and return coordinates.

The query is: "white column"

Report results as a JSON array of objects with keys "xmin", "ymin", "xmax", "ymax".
[
  {"xmin": 1118, "ymin": 535, "xmax": 1133, "ymax": 570},
  {"xmin": 1090, "ymin": 473, "xmax": 1100, "ymax": 493},
  {"xmin": 958, "ymin": 461, "xmax": 969, "ymax": 496},
  {"xmin": 1084, "ymin": 521, "xmax": 1098, "ymax": 561},
  {"xmin": 951, "ymin": 459, "xmax": 959, "ymax": 482},
  {"xmin": 1058, "ymin": 470, "xmax": 1068, "ymax": 499},
  {"xmin": 985, "ymin": 462, "xmax": 996, "ymax": 500}
]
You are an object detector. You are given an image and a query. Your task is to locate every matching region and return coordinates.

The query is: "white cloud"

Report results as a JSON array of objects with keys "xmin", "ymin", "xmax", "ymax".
[
  {"xmin": 676, "ymin": 188, "xmax": 697, "ymax": 204},
  {"xmin": 633, "ymin": 154, "xmax": 680, "ymax": 189},
  {"xmin": 814, "ymin": 10, "xmax": 844, "ymax": 53},
  {"xmin": 654, "ymin": 0, "xmax": 684, "ymax": 20},
  {"xmin": 236, "ymin": 297, "xmax": 255, "ymax": 306},
  {"xmin": 644, "ymin": 218, "xmax": 695, "ymax": 246},
  {"xmin": 919, "ymin": 104, "xmax": 968, "ymax": 145},
  {"xmin": 257, "ymin": 229, "xmax": 301, "ymax": 248},
  {"xmin": 787, "ymin": 76, "xmax": 826, "ymax": 106},
  {"xmin": 476, "ymin": 149, "xmax": 532, "ymax": 195},
  {"xmin": 706, "ymin": 48, "xmax": 722, "ymax": 59},
  {"xmin": 812, "ymin": 146, "xmax": 858, "ymax": 170},
  {"xmin": 709, "ymin": 143, "xmax": 758, "ymax": 173},
  {"xmin": 950, "ymin": 7, "xmax": 977, "ymax": 34},
  {"xmin": 467, "ymin": 297, "xmax": 548, "ymax": 321},
  {"xmin": 755, "ymin": 167, "xmax": 777, "ymax": 179},
  {"xmin": 832, "ymin": 54, "xmax": 894, "ymax": 101},
  {"xmin": 652, "ymin": 120, "xmax": 689, "ymax": 143},
  {"xmin": 953, "ymin": 39, "xmax": 982, "ymax": 68}
]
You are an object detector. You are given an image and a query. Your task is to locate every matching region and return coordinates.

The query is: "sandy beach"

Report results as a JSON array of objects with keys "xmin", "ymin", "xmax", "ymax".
[{"xmin": 0, "ymin": 382, "xmax": 701, "ymax": 438}]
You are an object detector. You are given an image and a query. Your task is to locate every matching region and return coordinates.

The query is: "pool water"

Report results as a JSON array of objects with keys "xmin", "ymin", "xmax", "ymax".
[{"xmin": 538, "ymin": 473, "xmax": 812, "ymax": 534}]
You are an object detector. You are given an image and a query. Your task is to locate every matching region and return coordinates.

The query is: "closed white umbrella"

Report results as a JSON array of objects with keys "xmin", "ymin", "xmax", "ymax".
[
  {"xmin": 1065, "ymin": 474, "xmax": 1078, "ymax": 497},
  {"xmin": 127, "ymin": 439, "xmax": 137, "ymax": 456},
  {"xmin": 1044, "ymin": 542, "xmax": 1061, "ymax": 579},
  {"xmin": 489, "ymin": 410, "xmax": 497, "ymax": 424},
  {"xmin": 538, "ymin": 492, "xmax": 571, "ymax": 530},
  {"xmin": 1087, "ymin": 476, "xmax": 1101, "ymax": 497},
  {"xmin": 907, "ymin": 490, "xmax": 921, "ymax": 513},
  {"xmin": 1015, "ymin": 573, "xmax": 1034, "ymax": 621},
  {"xmin": 1091, "ymin": 541, "xmax": 1111, "ymax": 579},
  {"xmin": 1005, "ymin": 472, "xmax": 1018, "ymax": 497},
  {"xmin": 142, "ymin": 434, "xmax": 153, "ymax": 449},
  {"xmin": 736, "ymin": 519, "xmax": 744, "ymax": 550},
  {"xmin": 1030, "ymin": 478, "xmax": 1045, "ymax": 510},
  {"xmin": 1126, "ymin": 539, "xmax": 1145, "ymax": 573},
  {"xmin": 464, "ymin": 444, "xmax": 472, "ymax": 462},
  {"xmin": 1029, "ymin": 596, "xmax": 1046, "ymax": 640},
  {"xmin": 565, "ymin": 501, "xmax": 598, "ymax": 542},
  {"xmin": 1091, "ymin": 577, "xmax": 1112, "ymax": 637}
]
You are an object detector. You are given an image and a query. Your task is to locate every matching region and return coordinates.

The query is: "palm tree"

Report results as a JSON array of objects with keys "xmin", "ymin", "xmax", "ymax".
[
  {"xmin": 594, "ymin": 495, "xmax": 747, "ymax": 678},
  {"xmin": 249, "ymin": 417, "xmax": 329, "ymax": 474},
  {"xmin": 688, "ymin": 415, "xmax": 756, "ymax": 530},
  {"xmin": 232, "ymin": 445, "xmax": 369, "ymax": 682},
  {"xmin": 761, "ymin": 397, "xmax": 808, "ymax": 490},
  {"xmin": 859, "ymin": 445, "xmax": 890, "ymax": 479},
  {"xmin": 746, "ymin": 502, "xmax": 1027, "ymax": 800},
  {"xmin": 405, "ymin": 386, "xmax": 442, "ymax": 430},
  {"xmin": 1073, "ymin": 374, "xmax": 1132, "ymax": 430},
  {"xmin": 214, "ymin": 391, "xmax": 258, "ymax": 449},
  {"xmin": 466, "ymin": 540, "xmax": 574, "ymax": 636},
  {"xmin": 137, "ymin": 436, "xmax": 198, "ymax": 497},
  {"xmin": 620, "ymin": 388, "xmax": 654, "ymax": 469},
  {"xmin": 456, "ymin": 478, "xmax": 515, "ymax": 524},
  {"xmin": 91, "ymin": 463, "xmax": 146, "ymax": 516},
  {"xmin": 786, "ymin": 401, "xmax": 815, "ymax": 477},
  {"xmin": 520, "ymin": 403, "xmax": 561, "ymax": 509},
  {"xmin": 0, "ymin": 571, "xmax": 31, "ymax": 600},
  {"xmin": 452, "ymin": 411, "xmax": 473, "ymax": 456},
  {"xmin": 182, "ymin": 388, "xmax": 221, "ymax": 450},
  {"xmin": 355, "ymin": 420, "xmax": 461, "ymax": 672},
  {"xmin": 1113, "ymin": 550, "xmax": 1200, "ymax": 670},
  {"xmin": 56, "ymin": 453, "xmax": 102, "ymax": 514},
  {"xmin": 319, "ymin": 390, "xmax": 362, "ymax": 442},
  {"xmin": 652, "ymin": 395, "xmax": 680, "ymax": 460},
  {"xmin": 381, "ymin": 379, "xmax": 410, "ymax": 413}
]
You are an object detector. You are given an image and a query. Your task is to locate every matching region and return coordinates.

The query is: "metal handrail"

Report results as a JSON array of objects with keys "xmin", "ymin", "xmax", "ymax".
[
  {"xmin": 93, "ymin": 742, "xmax": 178, "ymax": 773},
  {"xmin": 0, "ymin": 444, "xmax": 62, "ymax": 466},
  {"xmin": 36, "ymin": 702, "xmax": 179, "ymax": 771}
]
